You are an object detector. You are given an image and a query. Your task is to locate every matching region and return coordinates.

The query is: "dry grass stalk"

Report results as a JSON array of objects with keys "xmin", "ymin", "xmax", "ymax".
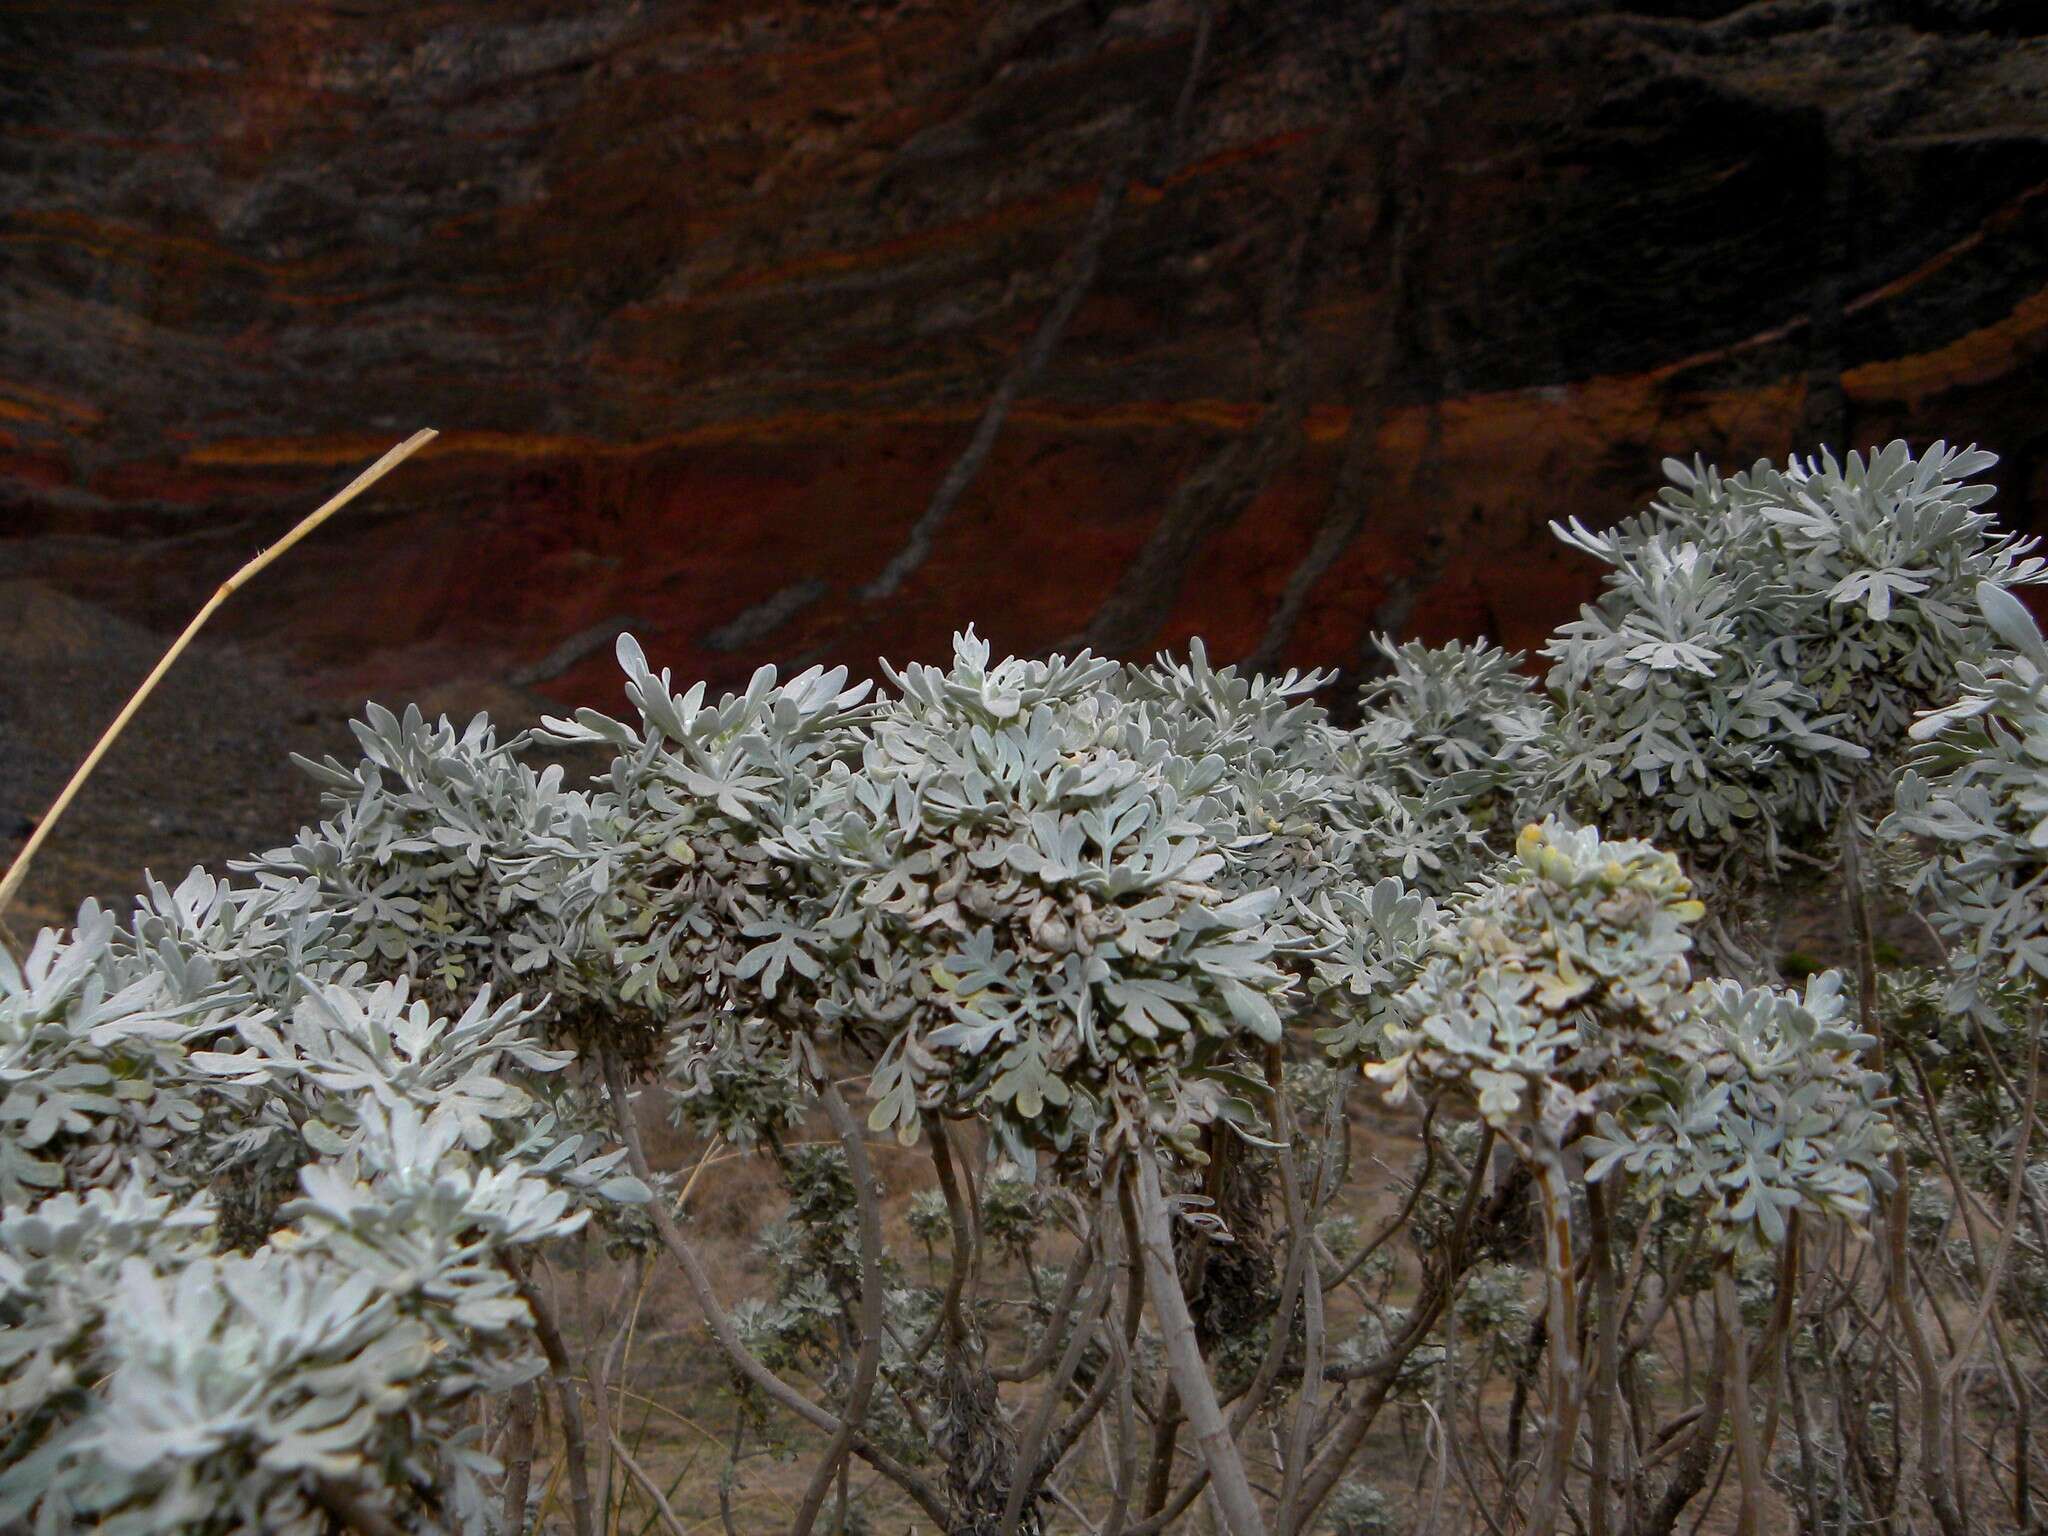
[{"xmin": 0, "ymin": 429, "xmax": 437, "ymax": 919}]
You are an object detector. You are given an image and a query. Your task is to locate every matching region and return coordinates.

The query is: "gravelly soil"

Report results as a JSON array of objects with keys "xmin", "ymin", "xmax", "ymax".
[{"xmin": 0, "ymin": 578, "xmax": 561, "ymax": 939}]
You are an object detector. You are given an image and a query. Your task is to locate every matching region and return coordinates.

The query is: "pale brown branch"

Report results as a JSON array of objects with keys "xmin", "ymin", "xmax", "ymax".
[
  {"xmin": 788, "ymin": 1078, "xmax": 888, "ymax": 1536},
  {"xmin": 606, "ymin": 1426, "xmax": 689, "ymax": 1536},
  {"xmin": 1131, "ymin": 1150, "xmax": 1269, "ymax": 1536},
  {"xmin": 504, "ymin": 1250, "xmax": 596, "ymax": 1536},
  {"xmin": 601, "ymin": 1049, "xmax": 951, "ymax": 1530}
]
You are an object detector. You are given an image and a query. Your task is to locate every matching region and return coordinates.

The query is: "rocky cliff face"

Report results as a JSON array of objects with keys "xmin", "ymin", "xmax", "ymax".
[{"xmin": 4, "ymin": 0, "xmax": 2046, "ymax": 706}]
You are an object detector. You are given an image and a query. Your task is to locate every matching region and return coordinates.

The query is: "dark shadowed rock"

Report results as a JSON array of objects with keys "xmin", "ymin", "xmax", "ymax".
[{"xmin": 2, "ymin": 0, "xmax": 2045, "ymax": 706}]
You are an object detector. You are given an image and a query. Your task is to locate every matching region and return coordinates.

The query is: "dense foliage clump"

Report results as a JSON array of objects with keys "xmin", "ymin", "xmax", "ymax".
[
  {"xmin": 4, "ymin": 439, "xmax": 2046, "ymax": 1536},
  {"xmin": 1545, "ymin": 443, "xmax": 2039, "ymax": 929}
]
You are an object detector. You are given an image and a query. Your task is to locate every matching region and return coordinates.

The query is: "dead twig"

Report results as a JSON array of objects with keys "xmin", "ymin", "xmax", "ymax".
[{"xmin": 0, "ymin": 430, "xmax": 437, "ymax": 918}]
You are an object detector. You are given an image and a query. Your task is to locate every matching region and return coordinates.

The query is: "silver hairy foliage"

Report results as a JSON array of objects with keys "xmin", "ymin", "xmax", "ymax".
[{"xmin": 1545, "ymin": 441, "xmax": 2040, "ymax": 912}]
